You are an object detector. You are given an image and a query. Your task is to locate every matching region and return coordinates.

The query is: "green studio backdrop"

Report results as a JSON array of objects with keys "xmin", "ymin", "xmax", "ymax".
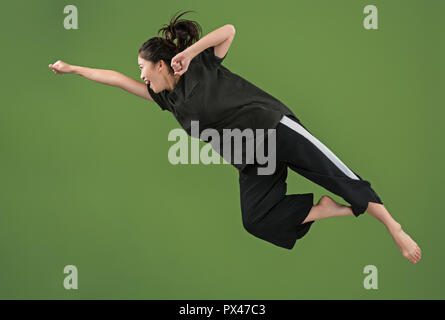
[{"xmin": 0, "ymin": 0, "xmax": 443, "ymax": 299}]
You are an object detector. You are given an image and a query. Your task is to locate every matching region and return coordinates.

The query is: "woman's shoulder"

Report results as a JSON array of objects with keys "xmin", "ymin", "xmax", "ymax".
[{"xmin": 192, "ymin": 46, "xmax": 225, "ymax": 69}]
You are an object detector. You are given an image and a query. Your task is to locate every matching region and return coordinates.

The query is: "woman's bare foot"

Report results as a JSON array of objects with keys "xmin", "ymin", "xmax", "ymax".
[
  {"xmin": 302, "ymin": 195, "xmax": 354, "ymax": 223},
  {"xmin": 388, "ymin": 225, "xmax": 422, "ymax": 264},
  {"xmin": 365, "ymin": 202, "xmax": 422, "ymax": 264}
]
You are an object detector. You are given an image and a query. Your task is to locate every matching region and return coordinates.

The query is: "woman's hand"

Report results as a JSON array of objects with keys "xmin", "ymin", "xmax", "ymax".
[
  {"xmin": 171, "ymin": 51, "xmax": 192, "ymax": 76},
  {"xmin": 48, "ymin": 60, "xmax": 75, "ymax": 74}
]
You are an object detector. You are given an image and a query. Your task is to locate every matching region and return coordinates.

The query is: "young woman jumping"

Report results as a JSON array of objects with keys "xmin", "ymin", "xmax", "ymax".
[{"xmin": 48, "ymin": 10, "xmax": 421, "ymax": 264}]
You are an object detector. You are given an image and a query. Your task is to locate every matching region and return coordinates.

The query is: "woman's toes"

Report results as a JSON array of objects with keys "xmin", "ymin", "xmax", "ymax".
[{"xmin": 403, "ymin": 251, "xmax": 417, "ymax": 264}]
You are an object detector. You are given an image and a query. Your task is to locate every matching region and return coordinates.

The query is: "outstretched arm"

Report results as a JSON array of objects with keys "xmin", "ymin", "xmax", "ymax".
[{"xmin": 48, "ymin": 60, "xmax": 154, "ymax": 101}]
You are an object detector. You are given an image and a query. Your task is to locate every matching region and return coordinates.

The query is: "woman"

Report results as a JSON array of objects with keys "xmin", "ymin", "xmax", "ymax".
[{"xmin": 49, "ymin": 10, "xmax": 421, "ymax": 264}]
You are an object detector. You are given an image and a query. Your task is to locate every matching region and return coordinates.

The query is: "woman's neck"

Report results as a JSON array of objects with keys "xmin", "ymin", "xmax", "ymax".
[{"xmin": 166, "ymin": 74, "xmax": 181, "ymax": 92}]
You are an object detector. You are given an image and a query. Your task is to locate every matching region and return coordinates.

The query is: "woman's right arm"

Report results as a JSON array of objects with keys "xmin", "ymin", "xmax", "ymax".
[{"xmin": 48, "ymin": 60, "xmax": 154, "ymax": 101}]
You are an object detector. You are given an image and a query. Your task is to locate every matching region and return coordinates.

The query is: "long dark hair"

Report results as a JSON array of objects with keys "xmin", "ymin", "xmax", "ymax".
[{"xmin": 138, "ymin": 10, "xmax": 202, "ymax": 74}]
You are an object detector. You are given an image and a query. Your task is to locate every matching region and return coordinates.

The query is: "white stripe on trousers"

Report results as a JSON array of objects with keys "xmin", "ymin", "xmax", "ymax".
[{"xmin": 279, "ymin": 115, "xmax": 359, "ymax": 180}]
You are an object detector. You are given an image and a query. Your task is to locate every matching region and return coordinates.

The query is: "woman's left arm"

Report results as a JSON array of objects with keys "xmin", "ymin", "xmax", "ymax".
[
  {"xmin": 171, "ymin": 24, "xmax": 235, "ymax": 75},
  {"xmin": 186, "ymin": 24, "xmax": 236, "ymax": 60}
]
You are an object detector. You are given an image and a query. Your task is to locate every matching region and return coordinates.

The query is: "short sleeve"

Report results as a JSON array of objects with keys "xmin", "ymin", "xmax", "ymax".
[
  {"xmin": 147, "ymin": 83, "xmax": 170, "ymax": 112},
  {"xmin": 198, "ymin": 46, "xmax": 226, "ymax": 69}
]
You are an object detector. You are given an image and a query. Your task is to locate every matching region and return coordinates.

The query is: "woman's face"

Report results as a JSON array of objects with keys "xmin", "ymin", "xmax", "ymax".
[{"xmin": 138, "ymin": 55, "xmax": 166, "ymax": 93}]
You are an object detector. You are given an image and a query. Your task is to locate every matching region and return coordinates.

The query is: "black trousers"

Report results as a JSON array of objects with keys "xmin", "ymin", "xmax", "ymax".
[{"xmin": 239, "ymin": 115, "xmax": 383, "ymax": 250}]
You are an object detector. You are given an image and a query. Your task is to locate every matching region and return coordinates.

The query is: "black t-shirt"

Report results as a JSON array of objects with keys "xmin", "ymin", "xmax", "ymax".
[{"xmin": 147, "ymin": 46, "xmax": 298, "ymax": 172}]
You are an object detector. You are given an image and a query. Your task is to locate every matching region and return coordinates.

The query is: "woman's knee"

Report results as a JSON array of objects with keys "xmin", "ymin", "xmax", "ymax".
[
  {"xmin": 241, "ymin": 207, "xmax": 266, "ymax": 237},
  {"xmin": 241, "ymin": 210, "xmax": 257, "ymax": 234}
]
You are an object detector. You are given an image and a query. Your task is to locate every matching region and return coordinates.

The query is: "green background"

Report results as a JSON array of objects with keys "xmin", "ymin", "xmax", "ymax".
[{"xmin": 0, "ymin": 0, "xmax": 443, "ymax": 299}]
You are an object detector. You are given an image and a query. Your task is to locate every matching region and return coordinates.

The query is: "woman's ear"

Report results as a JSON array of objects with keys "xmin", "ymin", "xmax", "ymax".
[{"xmin": 157, "ymin": 60, "xmax": 165, "ymax": 72}]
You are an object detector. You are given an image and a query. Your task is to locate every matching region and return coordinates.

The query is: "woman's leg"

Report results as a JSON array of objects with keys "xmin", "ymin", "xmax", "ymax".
[
  {"xmin": 302, "ymin": 197, "xmax": 421, "ymax": 264},
  {"xmin": 302, "ymin": 195, "xmax": 354, "ymax": 223},
  {"xmin": 366, "ymin": 202, "xmax": 421, "ymax": 264},
  {"xmin": 277, "ymin": 115, "xmax": 421, "ymax": 264},
  {"xmin": 239, "ymin": 161, "xmax": 316, "ymax": 250}
]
